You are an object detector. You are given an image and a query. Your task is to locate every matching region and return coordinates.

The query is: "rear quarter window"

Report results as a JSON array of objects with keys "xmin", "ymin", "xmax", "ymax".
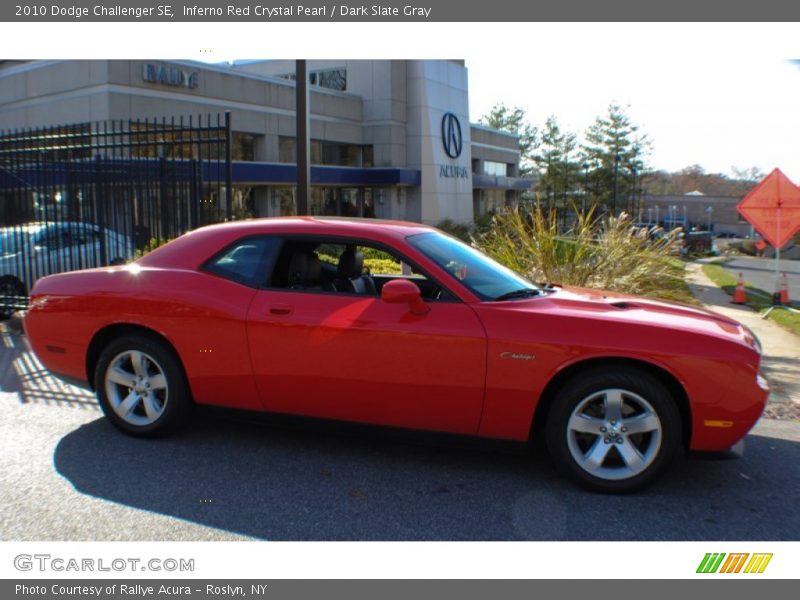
[{"xmin": 203, "ymin": 236, "xmax": 279, "ymax": 287}]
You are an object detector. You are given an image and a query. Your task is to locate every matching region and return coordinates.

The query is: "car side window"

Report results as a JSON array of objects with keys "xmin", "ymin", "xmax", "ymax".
[
  {"xmin": 204, "ymin": 236, "xmax": 280, "ymax": 288},
  {"xmin": 69, "ymin": 224, "xmax": 100, "ymax": 245},
  {"xmin": 35, "ymin": 225, "xmax": 67, "ymax": 249},
  {"xmin": 268, "ymin": 238, "xmax": 453, "ymax": 301}
]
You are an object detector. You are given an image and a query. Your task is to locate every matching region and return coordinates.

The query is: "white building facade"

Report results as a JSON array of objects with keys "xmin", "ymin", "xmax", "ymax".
[{"xmin": 0, "ymin": 59, "xmax": 533, "ymax": 224}]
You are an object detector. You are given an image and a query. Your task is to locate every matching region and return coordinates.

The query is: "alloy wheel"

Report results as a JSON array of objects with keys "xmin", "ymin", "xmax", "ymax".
[
  {"xmin": 565, "ymin": 388, "xmax": 662, "ymax": 481},
  {"xmin": 104, "ymin": 350, "xmax": 169, "ymax": 426}
]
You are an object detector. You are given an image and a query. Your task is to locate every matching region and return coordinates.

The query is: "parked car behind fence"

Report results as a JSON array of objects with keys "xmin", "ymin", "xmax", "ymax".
[{"xmin": 0, "ymin": 221, "xmax": 132, "ymax": 317}]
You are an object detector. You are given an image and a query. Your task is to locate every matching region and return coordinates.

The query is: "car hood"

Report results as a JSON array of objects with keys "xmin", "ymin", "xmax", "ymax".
[{"xmin": 503, "ymin": 285, "xmax": 759, "ymax": 351}]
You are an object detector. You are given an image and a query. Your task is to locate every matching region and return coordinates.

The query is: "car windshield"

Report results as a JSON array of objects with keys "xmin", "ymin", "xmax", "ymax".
[{"xmin": 407, "ymin": 231, "xmax": 539, "ymax": 300}]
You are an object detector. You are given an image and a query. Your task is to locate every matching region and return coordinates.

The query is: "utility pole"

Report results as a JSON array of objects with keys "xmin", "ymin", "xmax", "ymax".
[
  {"xmin": 295, "ymin": 59, "xmax": 310, "ymax": 214},
  {"xmin": 612, "ymin": 154, "xmax": 620, "ymax": 216}
]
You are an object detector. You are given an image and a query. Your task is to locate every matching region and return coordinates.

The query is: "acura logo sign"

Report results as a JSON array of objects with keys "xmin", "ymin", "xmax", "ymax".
[{"xmin": 441, "ymin": 112, "xmax": 463, "ymax": 159}]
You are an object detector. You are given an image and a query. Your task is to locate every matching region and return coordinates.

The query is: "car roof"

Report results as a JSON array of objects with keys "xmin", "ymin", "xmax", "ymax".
[
  {"xmin": 193, "ymin": 216, "xmax": 433, "ymax": 239},
  {"xmin": 0, "ymin": 221, "xmax": 98, "ymax": 233},
  {"xmin": 136, "ymin": 217, "xmax": 439, "ymax": 269}
]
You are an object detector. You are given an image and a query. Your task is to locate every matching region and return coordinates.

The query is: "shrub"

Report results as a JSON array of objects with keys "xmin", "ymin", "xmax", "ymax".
[
  {"xmin": 363, "ymin": 258, "xmax": 403, "ymax": 274},
  {"xmin": 133, "ymin": 237, "xmax": 173, "ymax": 259},
  {"xmin": 435, "ymin": 218, "xmax": 473, "ymax": 242},
  {"xmin": 738, "ymin": 240, "xmax": 758, "ymax": 256},
  {"xmin": 475, "ymin": 206, "xmax": 690, "ymax": 302}
]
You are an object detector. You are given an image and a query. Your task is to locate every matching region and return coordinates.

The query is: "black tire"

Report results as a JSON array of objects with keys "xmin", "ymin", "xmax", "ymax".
[
  {"xmin": 94, "ymin": 334, "xmax": 192, "ymax": 437},
  {"xmin": 545, "ymin": 367, "xmax": 681, "ymax": 493},
  {"xmin": 0, "ymin": 276, "xmax": 26, "ymax": 320}
]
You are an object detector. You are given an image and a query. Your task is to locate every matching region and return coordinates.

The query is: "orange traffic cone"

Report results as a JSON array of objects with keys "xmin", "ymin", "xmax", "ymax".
[
  {"xmin": 779, "ymin": 272, "xmax": 790, "ymax": 305},
  {"xmin": 732, "ymin": 273, "xmax": 747, "ymax": 304}
]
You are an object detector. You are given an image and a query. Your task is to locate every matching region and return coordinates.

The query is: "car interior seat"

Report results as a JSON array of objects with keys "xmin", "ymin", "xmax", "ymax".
[
  {"xmin": 287, "ymin": 251, "xmax": 322, "ymax": 290},
  {"xmin": 334, "ymin": 246, "xmax": 376, "ymax": 295}
]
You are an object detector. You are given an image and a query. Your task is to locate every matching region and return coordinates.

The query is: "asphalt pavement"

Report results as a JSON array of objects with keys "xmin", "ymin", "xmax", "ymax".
[
  {"xmin": 721, "ymin": 255, "xmax": 800, "ymax": 304},
  {"xmin": 1, "ymin": 324, "xmax": 798, "ymax": 541}
]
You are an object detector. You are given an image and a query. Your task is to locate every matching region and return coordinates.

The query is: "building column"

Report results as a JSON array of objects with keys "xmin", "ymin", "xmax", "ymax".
[{"xmin": 253, "ymin": 187, "xmax": 271, "ymax": 218}]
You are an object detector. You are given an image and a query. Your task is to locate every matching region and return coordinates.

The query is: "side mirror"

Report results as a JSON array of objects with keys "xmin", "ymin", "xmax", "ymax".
[{"xmin": 381, "ymin": 278, "xmax": 430, "ymax": 315}]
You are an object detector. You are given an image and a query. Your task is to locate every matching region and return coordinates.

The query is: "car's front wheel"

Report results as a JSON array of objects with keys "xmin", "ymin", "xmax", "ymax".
[
  {"xmin": 95, "ymin": 334, "xmax": 191, "ymax": 437},
  {"xmin": 546, "ymin": 368, "xmax": 681, "ymax": 493}
]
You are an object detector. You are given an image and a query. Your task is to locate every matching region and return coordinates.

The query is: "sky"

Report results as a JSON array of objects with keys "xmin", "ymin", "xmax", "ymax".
[
  {"xmin": 4, "ymin": 21, "xmax": 798, "ymax": 183},
  {"xmin": 464, "ymin": 26, "xmax": 800, "ymax": 183}
]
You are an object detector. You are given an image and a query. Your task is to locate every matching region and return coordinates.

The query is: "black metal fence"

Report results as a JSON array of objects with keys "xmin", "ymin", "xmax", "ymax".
[{"xmin": 0, "ymin": 113, "xmax": 232, "ymax": 315}]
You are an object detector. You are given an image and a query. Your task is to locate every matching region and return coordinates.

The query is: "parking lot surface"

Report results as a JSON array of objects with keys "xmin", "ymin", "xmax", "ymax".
[{"xmin": 1, "ymin": 326, "xmax": 798, "ymax": 541}]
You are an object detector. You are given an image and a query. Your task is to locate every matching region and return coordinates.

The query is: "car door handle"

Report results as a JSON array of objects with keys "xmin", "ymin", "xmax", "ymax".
[{"xmin": 268, "ymin": 304, "xmax": 293, "ymax": 316}]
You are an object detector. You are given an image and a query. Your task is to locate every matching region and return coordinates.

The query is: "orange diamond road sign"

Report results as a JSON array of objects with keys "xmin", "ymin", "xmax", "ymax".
[{"xmin": 737, "ymin": 168, "xmax": 800, "ymax": 248}]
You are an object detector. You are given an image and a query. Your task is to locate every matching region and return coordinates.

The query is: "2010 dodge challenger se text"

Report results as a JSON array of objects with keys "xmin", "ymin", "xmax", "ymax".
[{"xmin": 24, "ymin": 217, "xmax": 769, "ymax": 492}]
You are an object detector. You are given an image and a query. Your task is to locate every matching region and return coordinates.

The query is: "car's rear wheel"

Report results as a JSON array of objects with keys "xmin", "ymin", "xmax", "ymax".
[
  {"xmin": 94, "ymin": 334, "xmax": 191, "ymax": 437},
  {"xmin": 545, "ymin": 368, "xmax": 681, "ymax": 493}
]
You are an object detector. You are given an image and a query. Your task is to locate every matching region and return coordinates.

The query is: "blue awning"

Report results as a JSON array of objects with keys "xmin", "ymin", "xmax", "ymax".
[{"xmin": 0, "ymin": 159, "xmax": 422, "ymax": 190}]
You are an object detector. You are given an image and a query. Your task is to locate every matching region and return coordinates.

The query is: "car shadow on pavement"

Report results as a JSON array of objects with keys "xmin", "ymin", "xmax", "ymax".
[{"xmin": 53, "ymin": 410, "xmax": 800, "ymax": 541}]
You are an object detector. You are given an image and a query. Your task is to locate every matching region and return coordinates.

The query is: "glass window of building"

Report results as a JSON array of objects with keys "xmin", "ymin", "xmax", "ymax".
[
  {"xmin": 363, "ymin": 189, "xmax": 375, "ymax": 218},
  {"xmin": 483, "ymin": 161, "xmax": 510, "ymax": 177},
  {"xmin": 312, "ymin": 68, "xmax": 347, "ymax": 91},
  {"xmin": 232, "ymin": 133, "xmax": 257, "ymax": 161},
  {"xmin": 363, "ymin": 146, "xmax": 374, "ymax": 168},
  {"xmin": 308, "ymin": 187, "xmax": 375, "ymax": 218},
  {"xmin": 474, "ymin": 189, "xmax": 507, "ymax": 219},
  {"xmin": 310, "ymin": 140, "xmax": 323, "ymax": 165},
  {"xmin": 0, "ymin": 123, "xmax": 92, "ymax": 160},
  {"xmin": 279, "ymin": 137, "xmax": 295, "ymax": 163},
  {"xmin": 322, "ymin": 142, "xmax": 360, "ymax": 167},
  {"xmin": 309, "ymin": 187, "xmax": 331, "ymax": 216},
  {"xmin": 278, "ymin": 68, "xmax": 347, "ymax": 91},
  {"xmin": 278, "ymin": 136, "xmax": 372, "ymax": 168},
  {"xmin": 127, "ymin": 125, "xmax": 256, "ymax": 161},
  {"xmin": 273, "ymin": 187, "xmax": 296, "ymax": 216}
]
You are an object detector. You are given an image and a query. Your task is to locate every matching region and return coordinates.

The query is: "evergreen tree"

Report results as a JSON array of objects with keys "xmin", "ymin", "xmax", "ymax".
[
  {"xmin": 533, "ymin": 116, "xmax": 578, "ymax": 210},
  {"xmin": 479, "ymin": 103, "xmax": 539, "ymax": 176},
  {"xmin": 581, "ymin": 103, "xmax": 651, "ymax": 216}
]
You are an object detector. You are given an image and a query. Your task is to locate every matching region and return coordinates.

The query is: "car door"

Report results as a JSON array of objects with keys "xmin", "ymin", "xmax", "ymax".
[
  {"xmin": 67, "ymin": 223, "xmax": 102, "ymax": 270},
  {"xmin": 245, "ymin": 238, "xmax": 487, "ymax": 434}
]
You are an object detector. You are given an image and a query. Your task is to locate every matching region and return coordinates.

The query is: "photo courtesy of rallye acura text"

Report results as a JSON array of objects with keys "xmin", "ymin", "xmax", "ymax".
[{"xmin": 24, "ymin": 217, "xmax": 769, "ymax": 493}]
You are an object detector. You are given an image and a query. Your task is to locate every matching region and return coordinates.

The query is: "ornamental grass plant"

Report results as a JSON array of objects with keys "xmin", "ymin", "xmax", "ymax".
[{"xmin": 474, "ymin": 206, "xmax": 692, "ymax": 303}]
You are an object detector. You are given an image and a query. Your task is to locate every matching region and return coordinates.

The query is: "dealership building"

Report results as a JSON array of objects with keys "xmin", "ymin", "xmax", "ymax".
[{"xmin": 0, "ymin": 59, "xmax": 533, "ymax": 224}]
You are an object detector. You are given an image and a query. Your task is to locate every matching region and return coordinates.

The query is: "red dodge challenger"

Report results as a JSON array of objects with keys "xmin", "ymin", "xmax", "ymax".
[{"xmin": 24, "ymin": 217, "xmax": 768, "ymax": 492}]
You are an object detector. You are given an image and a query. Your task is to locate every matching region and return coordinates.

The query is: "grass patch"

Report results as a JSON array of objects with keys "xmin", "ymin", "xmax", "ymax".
[{"xmin": 702, "ymin": 263, "xmax": 800, "ymax": 335}]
